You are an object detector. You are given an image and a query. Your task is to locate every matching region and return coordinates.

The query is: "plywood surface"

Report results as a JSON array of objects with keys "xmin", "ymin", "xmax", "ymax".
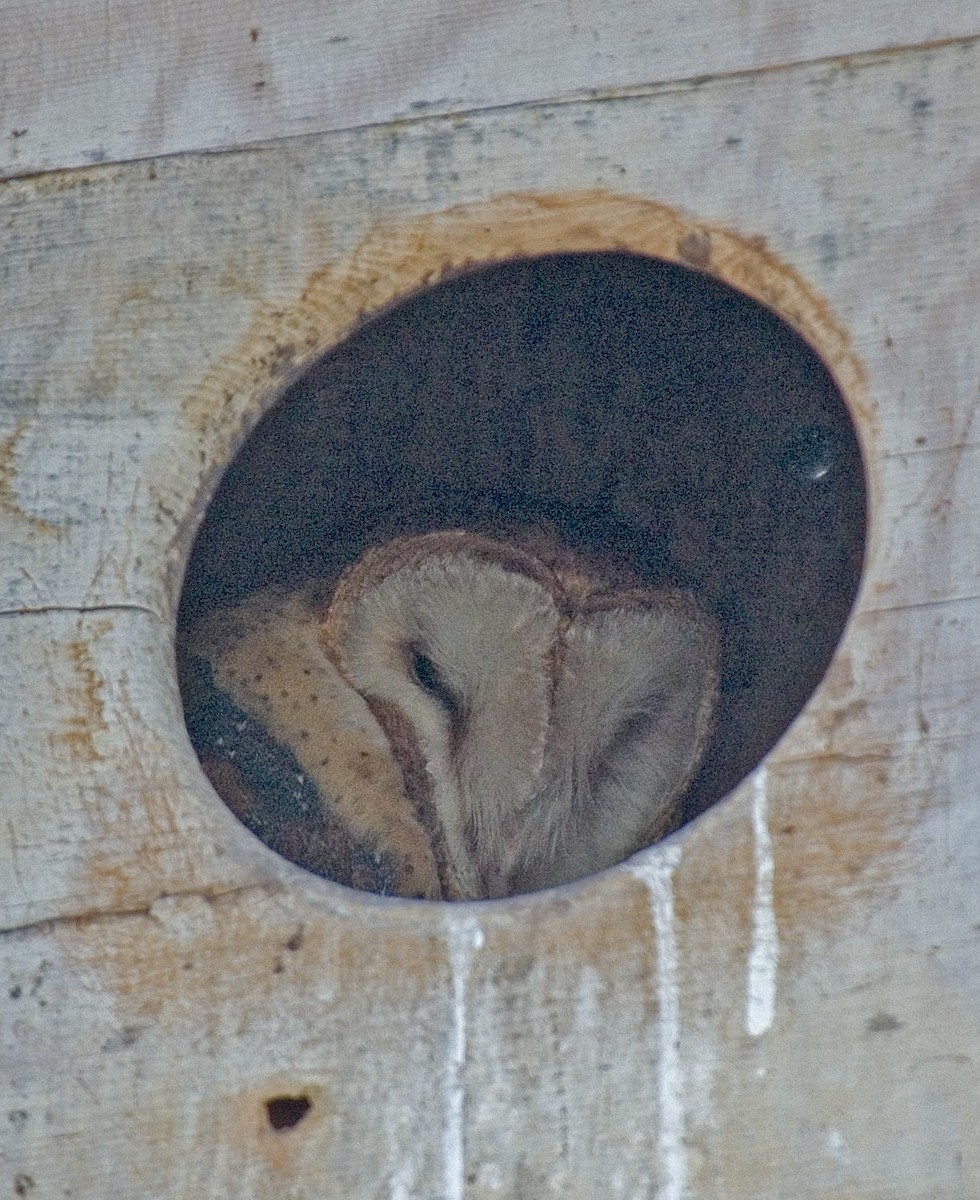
[
  {"xmin": 2, "ymin": 31, "xmax": 980, "ymax": 1200},
  {"xmin": 1, "ymin": 0, "xmax": 978, "ymax": 178}
]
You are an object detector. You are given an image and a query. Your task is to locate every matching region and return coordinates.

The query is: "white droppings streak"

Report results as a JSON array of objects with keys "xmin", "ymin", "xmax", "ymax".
[
  {"xmin": 575, "ymin": 965, "xmax": 602, "ymax": 1037},
  {"xmin": 633, "ymin": 844, "xmax": 685, "ymax": 1200},
  {"xmin": 746, "ymin": 766, "xmax": 779, "ymax": 1037},
  {"xmin": 388, "ymin": 1163, "xmax": 415, "ymax": 1200},
  {"xmin": 444, "ymin": 915, "xmax": 484, "ymax": 1200}
]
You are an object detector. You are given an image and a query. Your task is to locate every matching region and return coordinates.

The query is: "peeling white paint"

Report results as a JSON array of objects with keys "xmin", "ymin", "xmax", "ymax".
[
  {"xmin": 443, "ymin": 914, "xmax": 485, "ymax": 1200},
  {"xmin": 746, "ymin": 766, "xmax": 779, "ymax": 1037},
  {"xmin": 633, "ymin": 844, "xmax": 685, "ymax": 1200}
]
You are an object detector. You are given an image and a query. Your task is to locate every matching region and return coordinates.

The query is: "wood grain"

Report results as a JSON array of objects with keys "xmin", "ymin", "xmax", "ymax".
[{"xmin": 1, "ymin": 1, "xmax": 977, "ymax": 179}]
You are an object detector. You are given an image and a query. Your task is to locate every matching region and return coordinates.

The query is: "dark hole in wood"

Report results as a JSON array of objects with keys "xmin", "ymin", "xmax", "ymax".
[
  {"xmin": 178, "ymin": 250, "xmax": 866, "ymax": 892},
  {"xmin": 265, "ymin": 1094, "xmax": 312, "ymax": 1130}
]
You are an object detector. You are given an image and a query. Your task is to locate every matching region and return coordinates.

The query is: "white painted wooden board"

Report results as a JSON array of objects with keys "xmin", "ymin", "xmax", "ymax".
[
  {"xmin": 2, "ymin": 31, "xmax": 980, "ymax": 1200},
  {"xmin": 1, "ymin": 0, "xmax": 978, "ymax": 179}
]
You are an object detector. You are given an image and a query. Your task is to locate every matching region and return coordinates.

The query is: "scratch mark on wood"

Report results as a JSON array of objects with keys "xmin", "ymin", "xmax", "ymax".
[
  {"xmin": 6, "ymin": 819, "xmax": 24, "ymax": 894},
  {"xmin": 0, "ymin": 603, "xmax": 162, "ymax": 621},
  {"xmin": 864, "ymin": 591, "xmax": 980, "ymax": 616},
  {"xmin": 0, "ymin": 881, "xmax": 275, "ymax": 940}
]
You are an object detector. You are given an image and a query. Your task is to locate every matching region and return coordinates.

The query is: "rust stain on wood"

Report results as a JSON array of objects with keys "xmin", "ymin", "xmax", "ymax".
[
  {"xmin": 57, "ymin": 886, "xmax": 450, "ymax": 1077},
  {"xmin": 54, "ymin": 629, "xmax": 110, "ymax": 762},
  {"xmin": 0, "ymin": 421, "xmax": 60, "ymax": 535},
  {"xmin": 673, "ymin": 806, "xmax": 755, "ymax": 937},
  {"xmin": 222, "ymin": 1080, "xmax": 331, "ymax": 1174},
  {"xmin": 677, "ymin": 228, "xmax": 712, "ymax": 268},
  {"xmin": 75, "ymin": 675, "xmax": 194, "ymax": 909},
  {"xmin": 769, "ymin": 756, "xmax": 904, "ymax": 953},
  {"xmin": 486, "ymin": 881, "xmax": 660, "ymax": 983},
  {"xmin": 770, "ymin": 641, "xmax": 912, "ymax": 940}
]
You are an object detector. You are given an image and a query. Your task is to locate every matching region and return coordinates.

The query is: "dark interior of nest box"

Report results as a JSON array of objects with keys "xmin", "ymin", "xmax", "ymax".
[{"xmin": 178, "ymin": 250, "xmax": 866, "ymax": 894}]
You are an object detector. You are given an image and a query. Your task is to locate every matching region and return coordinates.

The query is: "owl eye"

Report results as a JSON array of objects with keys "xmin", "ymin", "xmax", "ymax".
[
  {"xmin": 410, "ymin": 648, "xmax": 442, "ymax": 695},
  {"xmin": 406, "ymin": 644, "xmax": 460, "ymax": 716}
]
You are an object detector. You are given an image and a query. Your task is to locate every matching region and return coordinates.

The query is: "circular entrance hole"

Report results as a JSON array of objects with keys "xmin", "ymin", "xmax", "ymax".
[{"xmin": 177, "ymin": 250, "xmax": 866, "ymax": 900}]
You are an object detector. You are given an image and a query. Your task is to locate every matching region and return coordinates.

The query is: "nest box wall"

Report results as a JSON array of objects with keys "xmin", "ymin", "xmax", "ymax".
[{"xmin": 2, "ymin": 5, "xmax": 979, "ymax": 1198}]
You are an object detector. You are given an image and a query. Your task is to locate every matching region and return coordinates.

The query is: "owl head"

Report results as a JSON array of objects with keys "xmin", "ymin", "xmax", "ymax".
[{"xmin": 320, "ymin": 530, "xmax": 719, "ymax": 900}]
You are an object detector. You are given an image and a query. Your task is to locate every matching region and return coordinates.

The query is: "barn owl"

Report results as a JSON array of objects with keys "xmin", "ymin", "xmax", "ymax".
[{"xmin": 183, "ymin": 528, "xmax": 719, "ymax": 900}]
